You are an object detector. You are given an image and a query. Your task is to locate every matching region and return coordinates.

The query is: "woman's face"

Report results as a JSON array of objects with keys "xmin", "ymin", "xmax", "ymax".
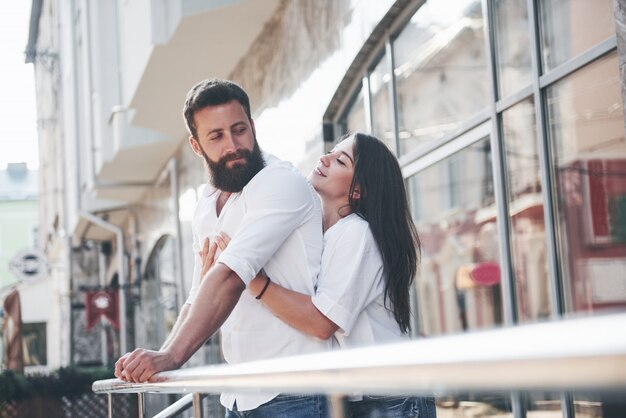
[{"xmin": 309, "ymin": 136, "xmax": 356, "ymax": 204}]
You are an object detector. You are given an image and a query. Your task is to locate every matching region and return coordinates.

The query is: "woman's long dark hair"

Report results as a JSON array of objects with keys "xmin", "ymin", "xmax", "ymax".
[{"xmin": 347, "ymin": 132, "xmax": 421, "ymax": 333}]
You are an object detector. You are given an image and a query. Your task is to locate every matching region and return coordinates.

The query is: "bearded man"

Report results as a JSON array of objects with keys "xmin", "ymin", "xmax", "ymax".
[{"xmin": 115, "ymin": 79, "xmax": 329, "ymax": 418}]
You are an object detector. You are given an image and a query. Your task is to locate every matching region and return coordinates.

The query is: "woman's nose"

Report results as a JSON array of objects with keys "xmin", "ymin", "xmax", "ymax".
[{"xmin": 319, "ymin": 154, "xmax": 330, "ymax": 166}]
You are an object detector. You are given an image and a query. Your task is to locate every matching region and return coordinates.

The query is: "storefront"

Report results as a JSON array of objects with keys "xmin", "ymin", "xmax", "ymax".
[
  {"xmin": 163, "ymin": 0, "xmax": 625, "ymax": 415},
  {"xmin": 316, "ymin": 0, "xmax": 625, "ymax": 415}
]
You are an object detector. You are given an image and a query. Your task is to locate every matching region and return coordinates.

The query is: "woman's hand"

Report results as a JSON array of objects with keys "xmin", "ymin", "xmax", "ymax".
[{"xmin": 199, "ymin": 232, "xmax": 231, "ymax": 281}]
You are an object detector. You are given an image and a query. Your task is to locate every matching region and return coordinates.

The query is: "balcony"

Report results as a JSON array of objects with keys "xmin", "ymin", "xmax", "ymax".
[{"xmin": 91, "ymin": 0, "xmax": 280, "ymax": 204}]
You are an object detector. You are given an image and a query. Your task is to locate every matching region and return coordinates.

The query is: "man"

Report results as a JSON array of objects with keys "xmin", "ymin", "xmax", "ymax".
[{"xmin": 115, "ymin": 79, "xmax": 328, "ymax": 417}]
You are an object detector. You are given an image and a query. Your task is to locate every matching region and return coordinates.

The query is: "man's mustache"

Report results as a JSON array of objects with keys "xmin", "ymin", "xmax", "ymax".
[{"xmin": 220, "ymin": 151, "xmax": 248, "ymax": 164}]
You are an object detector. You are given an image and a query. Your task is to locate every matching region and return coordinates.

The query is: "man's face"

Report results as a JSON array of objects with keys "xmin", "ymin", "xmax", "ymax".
[{"xmin": 189, "ymin": 100, "xmax": 264, "ymax": 192}]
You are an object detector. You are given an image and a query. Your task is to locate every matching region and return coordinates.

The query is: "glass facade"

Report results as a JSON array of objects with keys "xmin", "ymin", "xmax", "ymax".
[
  {"xmin": 335, "ymin": 0, "xmax": 624, "ymax": 416},
  {"xmin": 546, "ymin": 52, "xmax": 626, "ymax": 315},
  {"xmin": 501, "ymin": 98, "xmax": 552, "ymax": 323},
  {"xmin": 344, "ymin": 84, "xmax": 367, "ymax": 134},
  {"xmin": 370, "ymin": 52, "xmax": 395, "ymax": 151},
  {"xmin": 539, "ymin": 0, "xmax": 615, "ymax": 72},
  {"xmin": 494, "ymin": 0, "xmax": 532, "ymax": 98},
  {"xmin": 392, "ymin": 0, "xmax": 489, "ymax": 155},
  {"xmin": 409, "ymin": 136, "xmax": 503, "ymax": 335}
]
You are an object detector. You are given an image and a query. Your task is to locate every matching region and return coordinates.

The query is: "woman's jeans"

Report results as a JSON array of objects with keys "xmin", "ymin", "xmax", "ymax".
[
  {"xmin": 225, "ymin": 394, "xmax": 328, "ymax": 418},
  {"xmin": 345, "ymin": 395, "xmax": 437, "ymax": 418}
]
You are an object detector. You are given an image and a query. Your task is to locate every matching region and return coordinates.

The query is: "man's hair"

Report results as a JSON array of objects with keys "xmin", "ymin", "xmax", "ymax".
[{"xmin": 183, "ymin": 78, "xmax": 252, "ymax": 139}]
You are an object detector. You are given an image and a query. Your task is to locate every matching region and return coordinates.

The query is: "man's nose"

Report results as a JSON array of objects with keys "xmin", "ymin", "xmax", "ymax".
[{"xmin": 223, "ymin": 131, "xmax": 239, "ymax": 153}]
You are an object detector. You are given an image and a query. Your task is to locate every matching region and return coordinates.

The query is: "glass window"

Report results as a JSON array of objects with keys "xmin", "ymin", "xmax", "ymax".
[
  {"xmin": 546, "ymin": 52, "xmax": 626, "ymax": 314},
  {"xmin": 409, "ymin": 136, "xmax": 502, "ymax": 337},
  {"xmin": 540, "ymin": 0, "xmax": 615, "ymax": 72},
  {"xmin": 370, "ymin": 53, "xmax": 396, "ymax": 152},
  {"xmin": 22, "ymin": 322, "xmax": 47, "ymax": 366},
  {"xmin": 343, "ymin": 85, "xmax": 366, "ymax": 134},
  {"xmin": 502, "ymin": 99, "xmax": 552, "ymax": 322},
  {"xmin": 524, "ymin": 393, "xmax": 564, "ymax": 417},
  {"xmin": 494, "ymin": 0, "xmax": 532, "ymax": 98},
  {"xmin": 393, "ymin": 0, "xmax": 489, "ymax": 155},
  {"xmin": 571, "ymin": 393, "xmax": 605, "ymax": 418}
]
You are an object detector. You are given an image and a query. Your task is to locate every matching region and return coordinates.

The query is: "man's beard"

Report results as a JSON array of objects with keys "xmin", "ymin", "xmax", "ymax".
[{"xmin": 202, "ymin": 140, "xmax": 265, "ymax": 193}]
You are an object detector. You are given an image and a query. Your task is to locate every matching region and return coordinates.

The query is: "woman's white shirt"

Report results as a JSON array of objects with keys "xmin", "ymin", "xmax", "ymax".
[{"xmin": 311, "ymin": 213, "xmax": 407, "ymax": 349}]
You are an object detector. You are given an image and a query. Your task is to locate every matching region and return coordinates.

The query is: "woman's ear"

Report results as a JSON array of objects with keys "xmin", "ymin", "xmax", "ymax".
[{"xmin": 351, "ymin": 186, "xmax": 361, "ymax": 200}]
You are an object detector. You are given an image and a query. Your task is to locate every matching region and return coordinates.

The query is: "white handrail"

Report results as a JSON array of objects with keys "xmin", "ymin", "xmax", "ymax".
[{"xmin": 94, "ymin": 313, "xmax": 626, "ymax": 396}]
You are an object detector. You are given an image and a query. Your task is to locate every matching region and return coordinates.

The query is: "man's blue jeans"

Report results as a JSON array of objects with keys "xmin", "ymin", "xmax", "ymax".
[
  {"xmin": 225, "ymin": 394, "xmax": 329, "ymax": 418},
  {"xmin": 345, "ymin": 395, "xmax": 437, "ymax": 418}
]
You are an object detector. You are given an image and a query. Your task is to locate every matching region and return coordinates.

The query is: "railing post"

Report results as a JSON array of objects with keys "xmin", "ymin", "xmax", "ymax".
[
  {"xmin": 192, "ymin": 393, "xmax": 203, "ymax": 418},
  {"xmin": 108, "ymin": 393, "xmax": 113, "ymax": 418},
  {"xmin": 137, "ymin": 393, "xmax": 145, "ymax": 418},
  {"xmin": 328, "ymin": 394, "xmax": 346, "ymax": 418}
]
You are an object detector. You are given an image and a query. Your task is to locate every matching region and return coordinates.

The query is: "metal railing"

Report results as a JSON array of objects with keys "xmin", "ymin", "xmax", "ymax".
[{"xmin": 93, "ymin": 312, "xmax": 626, "ymax": 417}]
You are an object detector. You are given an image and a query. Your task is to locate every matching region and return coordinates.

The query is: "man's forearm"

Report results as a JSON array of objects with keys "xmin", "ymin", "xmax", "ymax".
[
  {"xmin": 160, "ymin": 304, "xmax": 190, "ymax": 351},
  {"xmin": 164, "ymin": 263, "xmax": 245, "ymax": 367}
]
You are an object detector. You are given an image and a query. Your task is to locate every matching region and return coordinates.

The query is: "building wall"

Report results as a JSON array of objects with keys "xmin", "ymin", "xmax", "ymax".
[
  {"xmin": 0, "ymin": 200, "xmax": 38, "ymax": 288},
  {"xmin": 30, "ymin": 0, "xmax": 72, "ymax": 369}
]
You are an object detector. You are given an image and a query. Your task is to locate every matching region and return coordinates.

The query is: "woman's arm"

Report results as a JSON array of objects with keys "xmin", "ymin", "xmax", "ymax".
[
  {"xmin": 248, "ymin": 275, "xmax": 339, "ymax": 340},
  {"xmin": 209, "ymin": 232, "xmax": 339, "ymax": 340}
]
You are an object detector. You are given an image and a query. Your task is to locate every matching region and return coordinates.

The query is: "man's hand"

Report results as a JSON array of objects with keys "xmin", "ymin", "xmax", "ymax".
[
  {"xmin": 114, "ymin": 348, "xmax": 177, "ymax": 383},
  {"xmin": 114, "ymin": 352, "xmax": 130, "ymax": 380},
  {"xmin": 114, "ymin": 259, "xmax": 244, "ymax": 385}
]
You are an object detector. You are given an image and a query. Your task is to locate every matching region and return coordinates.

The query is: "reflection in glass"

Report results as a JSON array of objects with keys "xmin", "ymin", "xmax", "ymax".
[
  {"xmin": 571, "ymin": 393, "xmax": 606, "ymax": 418},
  {"xmin": 523, "ymin": 392, "xmax": 564, "ymax": 417},
  {"xmin": 370, "ymin": 53, "xmax": 395, "ymax": 152},
  {"xmin": 540, "ymin": 0, "xmax": 615, "ymax": 72},
  {"xmin": 502, "ymin": 99, "xmax": 552, "ymax": 322},
  {"xmin": 344, "ymin": 85, "xmax": 366, "ymax": 134},
  {"xmin": 393, "ymin": 0, "xmax": 489, "ymax": 155},
  {"xmin": 494, "ymin": 0, "xmax": 532, "ymax": 98},
  {"xmin": 409, "ymin": 137, "xmax": 502, "ymax": 337},
  {"xmin": 546, "ymin": 52, "xmax": 626, "ymax": 314}
]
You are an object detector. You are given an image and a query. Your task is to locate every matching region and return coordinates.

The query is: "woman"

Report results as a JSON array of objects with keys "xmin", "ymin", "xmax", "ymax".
[{"xmin": 203, "ymin": 132, "xmax": 436, "ymax": 418}]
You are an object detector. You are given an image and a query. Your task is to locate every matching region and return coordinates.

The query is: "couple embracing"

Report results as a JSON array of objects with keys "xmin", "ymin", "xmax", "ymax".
[{"xmin": 115, "ymin": 78, "xmax": 436, "ymax": 418}]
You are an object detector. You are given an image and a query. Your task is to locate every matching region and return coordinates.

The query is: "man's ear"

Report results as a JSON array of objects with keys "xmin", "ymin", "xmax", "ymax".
[
  {"xmin": 189, "ymin": 136, "xmax": 202, "ymax": 157},
  {"xmin": 251, "ymin": 118, "xmax": 256, "ymax": 138}
]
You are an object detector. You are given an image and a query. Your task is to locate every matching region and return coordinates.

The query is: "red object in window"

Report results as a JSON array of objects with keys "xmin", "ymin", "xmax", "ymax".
[{"xmin": 470, "ymin": 262, "xmax": 501, "ymax": 286}]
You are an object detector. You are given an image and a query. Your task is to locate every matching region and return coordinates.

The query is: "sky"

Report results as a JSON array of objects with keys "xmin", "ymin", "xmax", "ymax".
[{"xmin": 0, "ymin": 2, "xmax": 39, "ymax": 170}]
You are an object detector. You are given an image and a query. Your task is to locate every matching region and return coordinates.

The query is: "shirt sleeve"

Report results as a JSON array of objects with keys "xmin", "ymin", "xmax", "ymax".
[
  {"xmin": 217, "ymin": 165, "xmax": 315, "ymax": 285},
  {"xmin": 311, "ymin": 221, "xmax": 383, "ymax": 335}
]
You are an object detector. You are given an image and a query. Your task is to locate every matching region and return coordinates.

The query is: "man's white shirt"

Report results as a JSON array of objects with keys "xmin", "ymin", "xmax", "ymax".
[{"xmin": 186, "ymin": 153, "xmax": 329, "ymax": 411}]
